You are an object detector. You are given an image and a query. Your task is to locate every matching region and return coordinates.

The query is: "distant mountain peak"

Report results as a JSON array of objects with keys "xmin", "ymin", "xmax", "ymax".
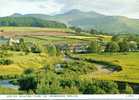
[
  {"xmin": 63, "ymin": 9, "xmax": 83, "ymax": 15},
  {"xmin": 11, "ymin": 13, "xmax": 22, "ymax": 17}
]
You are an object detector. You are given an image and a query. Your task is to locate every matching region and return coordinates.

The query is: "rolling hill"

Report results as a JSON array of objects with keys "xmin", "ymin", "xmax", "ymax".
[
  {"xmin": 8, "ymin": 9, "xmax": 139, "ymax": 34},
  {"xmin": 0, "ymin": 16, "xmax": 67, "ymax": 28}
]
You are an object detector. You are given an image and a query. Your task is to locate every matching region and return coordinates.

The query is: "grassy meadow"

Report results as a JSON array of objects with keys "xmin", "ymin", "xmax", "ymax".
[
  {"xmin": 75, "ymin": 52, "xmax": 139, "ymax": 83},
  {"xmin": 0, "ymin": 51, "xmax": 63, "ymax": 76}
]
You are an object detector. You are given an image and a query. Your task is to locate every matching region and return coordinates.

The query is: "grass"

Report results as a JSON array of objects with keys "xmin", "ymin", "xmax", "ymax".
[
  {"xmin": 23, "ymin": 34, "xmax": 111, "ymax": 46},
  {"xmin": 0, "ymin": 51, "xmax": 63, "ymax": 76},
  {"xmin": 0, "ymin": 26, "xmax": 73, "ymax": 33},
  {"xmin": 0, "ymin": 87, "xmax": 19, "ymax": 94},
  {"xmin": 75, "ymin": 52, "xmax": 139, "ymax": 83}
]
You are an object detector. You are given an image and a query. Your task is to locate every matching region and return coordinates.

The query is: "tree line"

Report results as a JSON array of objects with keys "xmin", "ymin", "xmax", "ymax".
[
  {"xmin": 87, "ymin": 34, "xmax": 139, "ymax": 53},
  {"xmin": 0, "ymin": 17, "xmax": 67, "ymax": 28}
]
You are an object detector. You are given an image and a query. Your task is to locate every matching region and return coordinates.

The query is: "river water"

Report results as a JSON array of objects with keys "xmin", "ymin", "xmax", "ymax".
[{"xmin": 0, "ymin": 80, "xmax": 19, "ymax": 90}]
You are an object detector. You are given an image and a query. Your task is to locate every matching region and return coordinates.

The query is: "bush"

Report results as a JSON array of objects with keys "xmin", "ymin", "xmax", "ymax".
[
  {"xmin": 87, "ymin": 41, "xmax": 101, "ymax": 53},
  {"xmin": 47, "ymin": 45, "xmax": 57, "ymax": 56},
  {"xmin": 79, "ymin": 80, "xmax": 119, "ymax": 94},
  {"xmin": 0, "ymin": 59, "xmax": 13, "ymax": 65},
  {"xmin": 31, "ymin": 46, "xmax": 41, "ymax": 53},
  {"xmin": 18, "ymin": 75, "xmax": 38, "ymax": 93},
  {"xmin": 24, "ymin": 68, "xmax": 34, "ymax": 75},
  {"xmin": 119, "ymin": 40, "xmax": 130, "ymax": 52},
  {"xmin": 59, "ymin": 61, "xmax": 97, "ymax": 74},
  {"xmin": 86, "ymin": 58, "xmax": 122, "ymax": 71},
  {"xmin": 124, "ymin": 84, "xmax": 134, "ymax": 94},
  {"xmin": 105, "ymin": 42, "xmax": 120, "ymax": 52}
]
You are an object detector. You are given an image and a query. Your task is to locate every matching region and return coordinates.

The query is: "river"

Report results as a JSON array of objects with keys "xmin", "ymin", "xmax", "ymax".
[{"xmin": 0, "ymin": 80, "xmax": 19, "ymax": 90}]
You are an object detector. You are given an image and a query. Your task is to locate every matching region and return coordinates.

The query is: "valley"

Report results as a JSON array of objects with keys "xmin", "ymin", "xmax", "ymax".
[{"xmin": 0, "ymin": 27, "xmax": 138, "ymax": 94}]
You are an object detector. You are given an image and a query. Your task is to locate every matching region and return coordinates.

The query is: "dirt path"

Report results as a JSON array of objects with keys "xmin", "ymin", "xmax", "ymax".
[
  {"xmin": 93, "ymin": 64, "xmax": 112, "ymax": 75},
  {"xmin": 64, "ymin": 54, "xmax": 113, "ymax": 75}
]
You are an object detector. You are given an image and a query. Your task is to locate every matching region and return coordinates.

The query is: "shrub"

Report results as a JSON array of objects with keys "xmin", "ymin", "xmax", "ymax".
[
  {"xmin": 24, "ymin": 68, "xmax": 34, "ymax": 75},
  {"xmin": 18, "ymin": 75, "xmax": 38, "ymax": 93},
  {"xmin": 79, "ymin": 80, "xmax": 119, "ymax": 94},
  {"xmin": 124, "ymin": 84, "xmax": 134, "ymax": 94},
  {"xmin": 87, "ymin": 41, "xmax": 101, "ymax": 53},
  {"xmin": 31, "ymin": 46, "xmax": 41, "ymax": 53},
  {"xmin": 105, "ymin": 42, "xmax": 120, "ymax": 52},
  {"xmin": 0, "ymin": 59, "xmax": 13, "ymax": 65}
]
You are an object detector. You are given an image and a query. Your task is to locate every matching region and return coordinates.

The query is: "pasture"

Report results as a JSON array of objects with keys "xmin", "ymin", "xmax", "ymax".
[
  {"xmin": 76, "ymin": 52, "xmax": 139, "ymax": 83},
  {"xmin": 0, "ymin": 51, "xmax": 63, "ymax": 76}
]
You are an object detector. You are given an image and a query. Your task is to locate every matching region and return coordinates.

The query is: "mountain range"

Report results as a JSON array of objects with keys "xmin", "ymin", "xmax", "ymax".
[{"xmin": 7, "ymin": 9, "xmax": 139, "ymax": 34}]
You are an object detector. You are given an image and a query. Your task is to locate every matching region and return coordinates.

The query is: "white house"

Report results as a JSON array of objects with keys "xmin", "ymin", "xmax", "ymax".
[{"xmin": 9, "ymin": 37, "xmax": 20, "ymax": 46}]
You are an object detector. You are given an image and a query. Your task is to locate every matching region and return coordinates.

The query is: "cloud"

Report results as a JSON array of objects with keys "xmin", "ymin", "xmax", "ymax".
[
  {"xmin": 55, "ymin": 0, "xmax": 139, "ymax": 18},
  {"xmin": 0, "ymin": 0, "xmax": 64, "ymax": 16},
  {"xmin": 0, "ymin": 0, "xmax": 139, "ymax": 19}
]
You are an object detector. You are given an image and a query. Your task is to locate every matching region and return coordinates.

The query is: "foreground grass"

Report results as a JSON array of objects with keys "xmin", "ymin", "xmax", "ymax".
[
  {"xmin": 0, "ymin": 87, "xmax": 19, "ymax": 94},
  {"xmin": 0, "ymin": 51, "xmax": 63, "ymax": 76},
  {"xmin": 76, "ymin": 52, "xmax": 139, "ymax": 83}
]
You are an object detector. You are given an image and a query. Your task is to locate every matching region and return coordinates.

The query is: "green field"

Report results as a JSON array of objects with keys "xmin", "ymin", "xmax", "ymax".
[
  {"xmin": 75, "ymin": 52, "xmax": 139, "ymax": 83},
  {"xmin": 0, "ymin": 51, "xmax": 63, "ymax": 75},
  {"xmin": 0, "ymin": 27, "xmax": 73, "ymax": 33}
]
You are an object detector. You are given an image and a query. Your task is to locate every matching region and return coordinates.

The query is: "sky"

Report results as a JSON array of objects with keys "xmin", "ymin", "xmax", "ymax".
[{"xmin": 0, "ymin": 0, "xmax": 139, "ymax": 19}]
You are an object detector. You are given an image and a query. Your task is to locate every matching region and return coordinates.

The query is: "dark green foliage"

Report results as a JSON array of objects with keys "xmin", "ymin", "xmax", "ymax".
[
  {"xmin": 129, "ymin": 41, "xmax": 137, "ymax": 51},
  {"xmin": 0, "ymin": 59, "xmax": 13, "ymax": 65},
  {"xmin": 90, "ymin": 29, "xmax": 98, "ymax": 34},
  {"xmin": 59, "ymin": 61, "xmax": 97, "ymax": 74},
  {"xmin": 67, "ymin": 54, "xmax": 122, "ymax": 71},
  {"xmin": 18, "ymin": 75, "xmax": 38, "ymax": 93},
  {"xmin": 47, "ymin": 45, "xmax": 57, "ymax": 56},
  {"xmin": 37, "ymin": 71, "xmax": 62, "ymax": 94},
  {"xmin": 79, "ymin": 80, "xmax": 119, "ymax": 94},
  {"xmin": 0, "ymin": 50, "xmax": 10, "ymax": 58},
  {"xmin": 70, "ymin": 26, "xmax": 82, "ymax": 33},
  {"xmin": 87, "ymin": 41, "xmax": 101, "ymax": 53},
  {"xmin": 31, "ymin": 45, "xmax": 41, "ymax": 53},
  {"xmin": 124, "ymin": 84, "xmax": 134, "ymax": 94},
  {"xmin": 119, "ymin": 40, "xmax": 130, "ymax": 52},
  {"xmin": 24, "ymin": 68, "xmax": 34, "ymax": 75},
  {"xmin": 105, "ymin": 42, "xmax": 120, "ymax": 52},
  {"xmin": 111, "ymin": 35, "xmax": 121, "ymax": 42},
  {"xmin": 86, "ymin": 58, "xmax": 122, "ymax": 71},
  {"xmin": 75, "ymin": 28, "xmax": 82, "ymax": 33},
  {"xmin": 0, "ymin": 17, "xmax": 67, "ymax": 28}
]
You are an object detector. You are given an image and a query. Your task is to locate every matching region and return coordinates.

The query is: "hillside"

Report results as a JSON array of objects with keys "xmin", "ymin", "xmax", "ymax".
[
  {"xmin": 0, "ymin": 17, "xmax": 67, "ymax": 28},
  {"xmin": 48, "ymin": 10, "xmax": 139, "ymax": 34},
  {"xmin": 12, "ymin": 9, "xmax": 139, "ymax": 34}
]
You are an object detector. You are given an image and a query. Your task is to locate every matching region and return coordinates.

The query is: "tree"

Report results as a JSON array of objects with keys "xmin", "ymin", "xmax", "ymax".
[
  {"xmin": 18, "ymin": 75, "xmax": 38, "ymax": 93},
  {"xmin": 82, "ymin": 84, "xmax": 105, "ymax": 94},
  {"xmin": 75, "ymin": 27, "xmax": 82, "ymax": 33},
  {"xmin": 80, "ymin": 81, "xmax": 105, "ymax": 94},
  {"xmin": 129, "ymin": 41, "xmax": 137, "ymax": 51},
  {"xmin": 87, "ymin": 41, "xmax": 101, "ymax": 53},
  {"xmin": 100, "ymin": 81, "xmax": 119, "ymax": 94},
  {"xmin": 24, "ymin": 68, "xmax": 34, "ymax": 75},
  {"xmin": 80, "ymin": 80, "xmax": 119, "ymax": 94},
  {"xmin": 47, "ymin": 44, "xmax": 57, "ymax": 56},
  {"xmin": 31, "ymin": 45, "xmax": 41, "ymax": 53},
  {"xmin": 111, "ymin": 35, "xmax": 121, "ymax": 42},
  {"xmin": 105, "ymin": 42, "xmax": 120, "ymax": 52},
  {"xmin": 61, "ymin": 86, "xmax": 79, "ymax": 94},
  {"xmin": 90, "ymin": 29, "xmax": 97, "ymax": 34},
  {"xmin": 37, "ymin": 71, "xmax": 62, "ymax": 94},
  {"xmin": 119, "ymin": 40, "xmax": 130, "ymax": 52},
  {"xmin": 124, "ymin": 84, "xmax": 133, "ymax": 94}
]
